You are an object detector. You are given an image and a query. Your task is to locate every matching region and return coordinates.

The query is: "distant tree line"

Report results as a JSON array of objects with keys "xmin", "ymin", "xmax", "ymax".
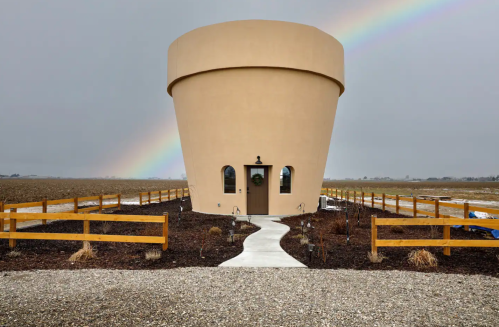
[{"xmin": 0, "ymin": 174, "xmax": 20, "ymax": 178}]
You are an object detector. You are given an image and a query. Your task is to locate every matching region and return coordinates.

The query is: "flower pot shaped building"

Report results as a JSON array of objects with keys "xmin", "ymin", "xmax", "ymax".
[{"xmin": 167, "ymin": 20, "xmax": 344, "ymax": 215}]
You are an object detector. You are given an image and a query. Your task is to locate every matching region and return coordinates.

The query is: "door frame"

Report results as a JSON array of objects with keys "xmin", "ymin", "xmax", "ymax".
[{"xmin": 246, "ymin": 165, "xmax": 270, "ymax": 215}]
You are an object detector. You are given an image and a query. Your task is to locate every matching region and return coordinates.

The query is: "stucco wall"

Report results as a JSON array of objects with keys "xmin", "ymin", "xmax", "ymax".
[{"xmin": 167, "ymin": 20, "xmax": 344, "ymax": 215}]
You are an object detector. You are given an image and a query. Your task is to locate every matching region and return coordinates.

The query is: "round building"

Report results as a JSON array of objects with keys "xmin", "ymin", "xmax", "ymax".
[{"xmin": 167, "ymin": 20, "xmax": 345, "ymax": 215}]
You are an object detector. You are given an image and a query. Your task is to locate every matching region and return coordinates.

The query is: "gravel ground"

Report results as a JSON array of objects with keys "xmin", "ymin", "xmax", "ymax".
[{"xmin": 0, "ymin": 268, "xmax": 497, "ymax": 326}]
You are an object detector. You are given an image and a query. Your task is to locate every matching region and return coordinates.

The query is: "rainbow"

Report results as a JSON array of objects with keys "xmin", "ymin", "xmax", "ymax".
[
  {"xmin": 101, "ymin": 119, "xmax": 185, "ymax": 179},
  {"xmin": 324, "ymin": 0, "xmax": 474, "ymax": 55},
  {"xmin": 103, "ymin": 0, "xmax": 477, "ymax": 178}
]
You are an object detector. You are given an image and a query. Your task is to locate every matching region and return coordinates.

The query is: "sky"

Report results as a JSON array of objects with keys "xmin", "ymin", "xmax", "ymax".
[{"xmin": 0, "ymin": 0, "xmax": 498, "ymax": 179}]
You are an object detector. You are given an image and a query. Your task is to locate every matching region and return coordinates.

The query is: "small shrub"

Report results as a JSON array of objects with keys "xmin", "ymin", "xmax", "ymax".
[
  {"xmin": 7, "ymin": 250, "xmax": 21, "ymax": 258},
  {"xmin": 300, "ymin": 236, "xmax": 309, "ymax": 245},
  {"xmin": 227, "ymin": 234, "xmax": 244, "ymax": 242},
  {"xmin": 367, "ymin": 252, "xmax": 387, "ymax": 263},
  {"xmin": 390, "ymin": 225, "xmax": 404, "ymax": 234},
  {"xmin": 145, "ymin": 249, "xmax": 162, "ymax": 261},
  {"xmin": 312, "ymin": 218, "xmax": 321, "ymax": 222},
  {"xmin": 292, "ymin": 234, "xmax": 304, "ymax": 239},
  {"xmin": 69, "ymin": 243, "xmax": 97, "ymax": 262},
  {"xmin": 141, "ymin": 224, "xmax": 162, "ymax": 236},
  {"xmin": 241, "ymin": 224, "xmax": 252, "ymax": 230},
  {"xmin": 429, "ymin": 226, "xmax": 439, "ymax": 238},
  {"xmin": 295, "ymin": 226, "xmax": 308, "ymax": 233},
  {"xmin": 331, "ymin": 218, "xmax": 353, "ymax": 235},
  {"xmin": 101, "ymin": 222, "xmax": 112, "ymax": 234},
  {"xmin": 209, "ymin": 227, "xmax": 222, "ymax": 236},
  {"xmin": 408, "ymin": 249, "xmax": 438, "ymax": 268}
]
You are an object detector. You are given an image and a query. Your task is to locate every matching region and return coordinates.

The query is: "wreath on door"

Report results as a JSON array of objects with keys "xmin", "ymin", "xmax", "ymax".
[{"xmin": 251, "ymin": 173, "xmax": 264, "ymax": 186}]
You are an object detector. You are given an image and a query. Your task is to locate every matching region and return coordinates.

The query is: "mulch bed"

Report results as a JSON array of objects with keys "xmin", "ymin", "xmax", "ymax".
[
  {"xmin": 280, "ymin": 201, "xmax": 499, "ymax": 277},
  {"xmin": 0, "ymin": 198, "xmax": 258, "ymax": 271}
]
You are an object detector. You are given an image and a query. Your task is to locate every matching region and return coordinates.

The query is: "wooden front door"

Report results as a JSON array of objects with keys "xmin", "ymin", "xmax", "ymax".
[{"xmin": 247, "ymin": 166, "xmax": 269, "ymax": 215}]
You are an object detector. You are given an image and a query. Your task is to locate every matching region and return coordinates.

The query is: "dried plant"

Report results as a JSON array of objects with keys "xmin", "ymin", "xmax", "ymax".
[
  {"xmin": 429, "ymin": 226, "xmax": 439, "ymax": 238},
  {"xmin": 141, "ymin": 224, "xmax": 162, "ymax": 236},
  {"xmin": 367, "ymin": 252, "xmax": 387, "ymax": 263},
  {"xmin": 408, "ymin": 249, "xmax": 438, "ymax": 268},
  {"xmin": 300, "ymin": 236, "xmax": 309, "ymax": 245},
  {"xmin": 227, "ymin": 234, "xmax": 244, "ymax": 243},
  {"xmin": 209, "ymin": 227, "xmax": 222, "ymax": 236},
  {"xmin": 295, "ymin": 226, "xmax": 308, "ymax": 233},
  {"xmin": 292, "ymin": 234, "xmax": 304, "ymax": 239},
  {"xmin": 101, "ymin": 222, "xmax": 112, "ymax": 234},
  {"xmin": 145, "ymin": 249, "xmax": 162, "ymax": 261},
  {"xmin": 69, "ymin": 242, "xmax": 97, "ymax": 262},
  {"xmin": 240, "ymin": 224, "xmax": 252, "ymax": 230},
  {"xmin": 331, "ymin": 218, "xmax": 354, "ymax": 235},
  {"xmin": 390, "ymin": 225, "xmax": 405, "ymax": 234},
  {"xmin": 7, "ymin": 250, "xmax": 22, "ymax": 258}
]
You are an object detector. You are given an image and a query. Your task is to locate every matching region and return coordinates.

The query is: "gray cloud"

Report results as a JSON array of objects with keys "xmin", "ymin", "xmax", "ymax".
[{"xmin": 0, "ymin": 0, "xmax": 498, "ymax": 179}]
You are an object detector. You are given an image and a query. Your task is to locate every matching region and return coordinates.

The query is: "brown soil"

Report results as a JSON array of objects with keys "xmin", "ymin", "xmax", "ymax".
[
  {"xmin": 280, "ymin": 201, "xmax": 499, "ymax": 277},
  {"xmin": 0, "ymin": 197, "xmax": 259, "ymax": 271}
]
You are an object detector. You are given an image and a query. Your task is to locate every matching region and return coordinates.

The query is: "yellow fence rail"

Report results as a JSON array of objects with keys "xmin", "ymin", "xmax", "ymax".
[
  {"xmin": 0, "ymin": 212, "xmax": 168, "ymax": 250},
  {"xmin": 371, "ymin": 216, "xmax": 499, "ymax": 256},
  {"xmin": 321, "ymin": 188, "xmax": 499, "ymax": 232},
  {"xmin": 139, "ymin": 188, "xmax": 189, "ymax": 206},
  {"xmin": 0, "ymin": 194, "xmax": 121, "ymax": 229}
]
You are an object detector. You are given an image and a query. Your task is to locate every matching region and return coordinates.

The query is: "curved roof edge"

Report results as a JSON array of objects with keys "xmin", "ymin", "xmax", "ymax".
[{"xmin": 167, "ymin": 20, "xmax": 345, "ymax": 96}]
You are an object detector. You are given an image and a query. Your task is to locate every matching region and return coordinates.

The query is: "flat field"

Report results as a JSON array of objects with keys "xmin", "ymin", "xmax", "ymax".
[
  {"xmin": 323, "ymin": 180, "xmax": 499, "ymax": 202},
  {"xmin": 0, "ymin": 179, "xmax": 188, "ymax": 204},
  {"xmin": 1, "ymin": 179, "xmax": 499, "ymax": 205}
]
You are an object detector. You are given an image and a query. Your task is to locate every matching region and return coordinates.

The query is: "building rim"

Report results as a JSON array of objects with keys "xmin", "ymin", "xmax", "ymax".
[{"xmin": 167, "ymin": 19, "xmax": 345, "ymax": 97}]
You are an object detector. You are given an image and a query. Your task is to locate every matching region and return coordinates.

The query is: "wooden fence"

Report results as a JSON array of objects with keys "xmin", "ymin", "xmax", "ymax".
[
  {"xmin": 139, "ymin": 188, "xmax": 189, "ymax": 206},
  {"xmin": 0, "ymin": 194, "xmax": 121, "ymax": 229},
  {"xmin": 321, "ymin": 188, "xmax": 499, "ymax": 232},
  {"xmin": 371, "ymin": 216, "xmax": 499, "ymax": 256},
  {"xmin": 0, "ymin": 211, "xmax": 168, "ymax": 250}
]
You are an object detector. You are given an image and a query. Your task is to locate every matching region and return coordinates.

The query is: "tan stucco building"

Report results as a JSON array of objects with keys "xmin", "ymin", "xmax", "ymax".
[{"xmin": 167, "ymin": 20, "xmax": 344, "ymax": 215}]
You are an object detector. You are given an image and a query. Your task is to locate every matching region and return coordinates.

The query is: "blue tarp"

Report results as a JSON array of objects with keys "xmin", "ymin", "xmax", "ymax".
[{"xmin": 452, "ymin": 211, "xmax": 499, "ymax": 239}]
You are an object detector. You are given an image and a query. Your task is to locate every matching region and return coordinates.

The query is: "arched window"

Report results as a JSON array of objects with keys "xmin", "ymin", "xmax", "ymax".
[
  {"xmin": 280, "ymin": 166, "xmax": 292, "ymax": 194},
  {"xmin": 224, "ymin": 166, "xmax": 236, "ymax": 194}
]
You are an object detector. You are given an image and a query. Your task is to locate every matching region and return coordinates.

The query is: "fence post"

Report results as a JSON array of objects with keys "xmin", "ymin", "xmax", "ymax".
[
  {"xmin": 182, "ymin": 188, "xmax": 185, "ymax": 197},
  {"xmin": 9, "ymin": 208, "xmax": 17, "ymax": 248},
  {"xmin": 340, "ymin": 190, "xmax": 343, "ymax": 200},
  {"xmin": 371, "ymin": 192, "xmax": 374, "ymax": 208},
  {"xmin": 148, "ymin": 192, "xmax": 151, "ymax": 205},
  {"xmin": 346, "ymin": 191, "xmax": 349, "ymax": 203},
  {"xmin": 162, "ymin": 212, "xmax": 169, "ymax": 251},
  {"xmin": 435, "ymin": 199, "xmax": 439, "ymax": 218},
  {"xmin": 464, "ymin": 202, "xmax": 469, "ymax": 232},
  {"xmin": 362, "ymin": 192, "xmax": 365, "ymax": 206},
  {"xmin": 353, "ymin": 191, "xmax": 356, "ymax": 205},
  {"xmin": 42, "ymin": 198, "xmax": 47, "ymax": 225},
  {"xmin": 159, "ymin": 191, "xmax": 162, "ymax": 203},
  {"xmin": 168, "ymin": 190, "xmax": 171, "ymax": 201},
  {"xmin": 371, "ymin": 215, "xmax": 377, "ymax": 255},
  {"xmin": 83, "ymin": 213, "xmax": 90, "ymax": 249},
  {"xmin": 118, "ymin": 194, "xmax": 121, "ymax": 210},
  {"xmin": 99, "ymin": 195, "xmax": 103, "ymax": 214},
  {"xmin": 177, "ymin": 189, "xmax": 179, "ymax": 199},
  {"xmin": 382, "ymin": 193, "xmax": 386, "ymax": 212},
  {"xmin": 396, "ymin": 195, "xmax": 400, "ymax": 214},
  {"xmin": 74, "ymin": 198, "xmax": 79, "ymax": 214},
  {"xmin": 0, "ymin": 202, "xmax": 4, "ymax": 232},
  {"xmin": 413, "ymin": 197, "xmax": 417, "ymax": 218}
]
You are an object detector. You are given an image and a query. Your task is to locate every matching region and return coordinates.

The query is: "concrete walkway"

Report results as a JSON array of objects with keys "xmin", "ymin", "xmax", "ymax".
[{"xmin": 219, "ymin": 216, "xmax": 306, "ymax": 268}]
